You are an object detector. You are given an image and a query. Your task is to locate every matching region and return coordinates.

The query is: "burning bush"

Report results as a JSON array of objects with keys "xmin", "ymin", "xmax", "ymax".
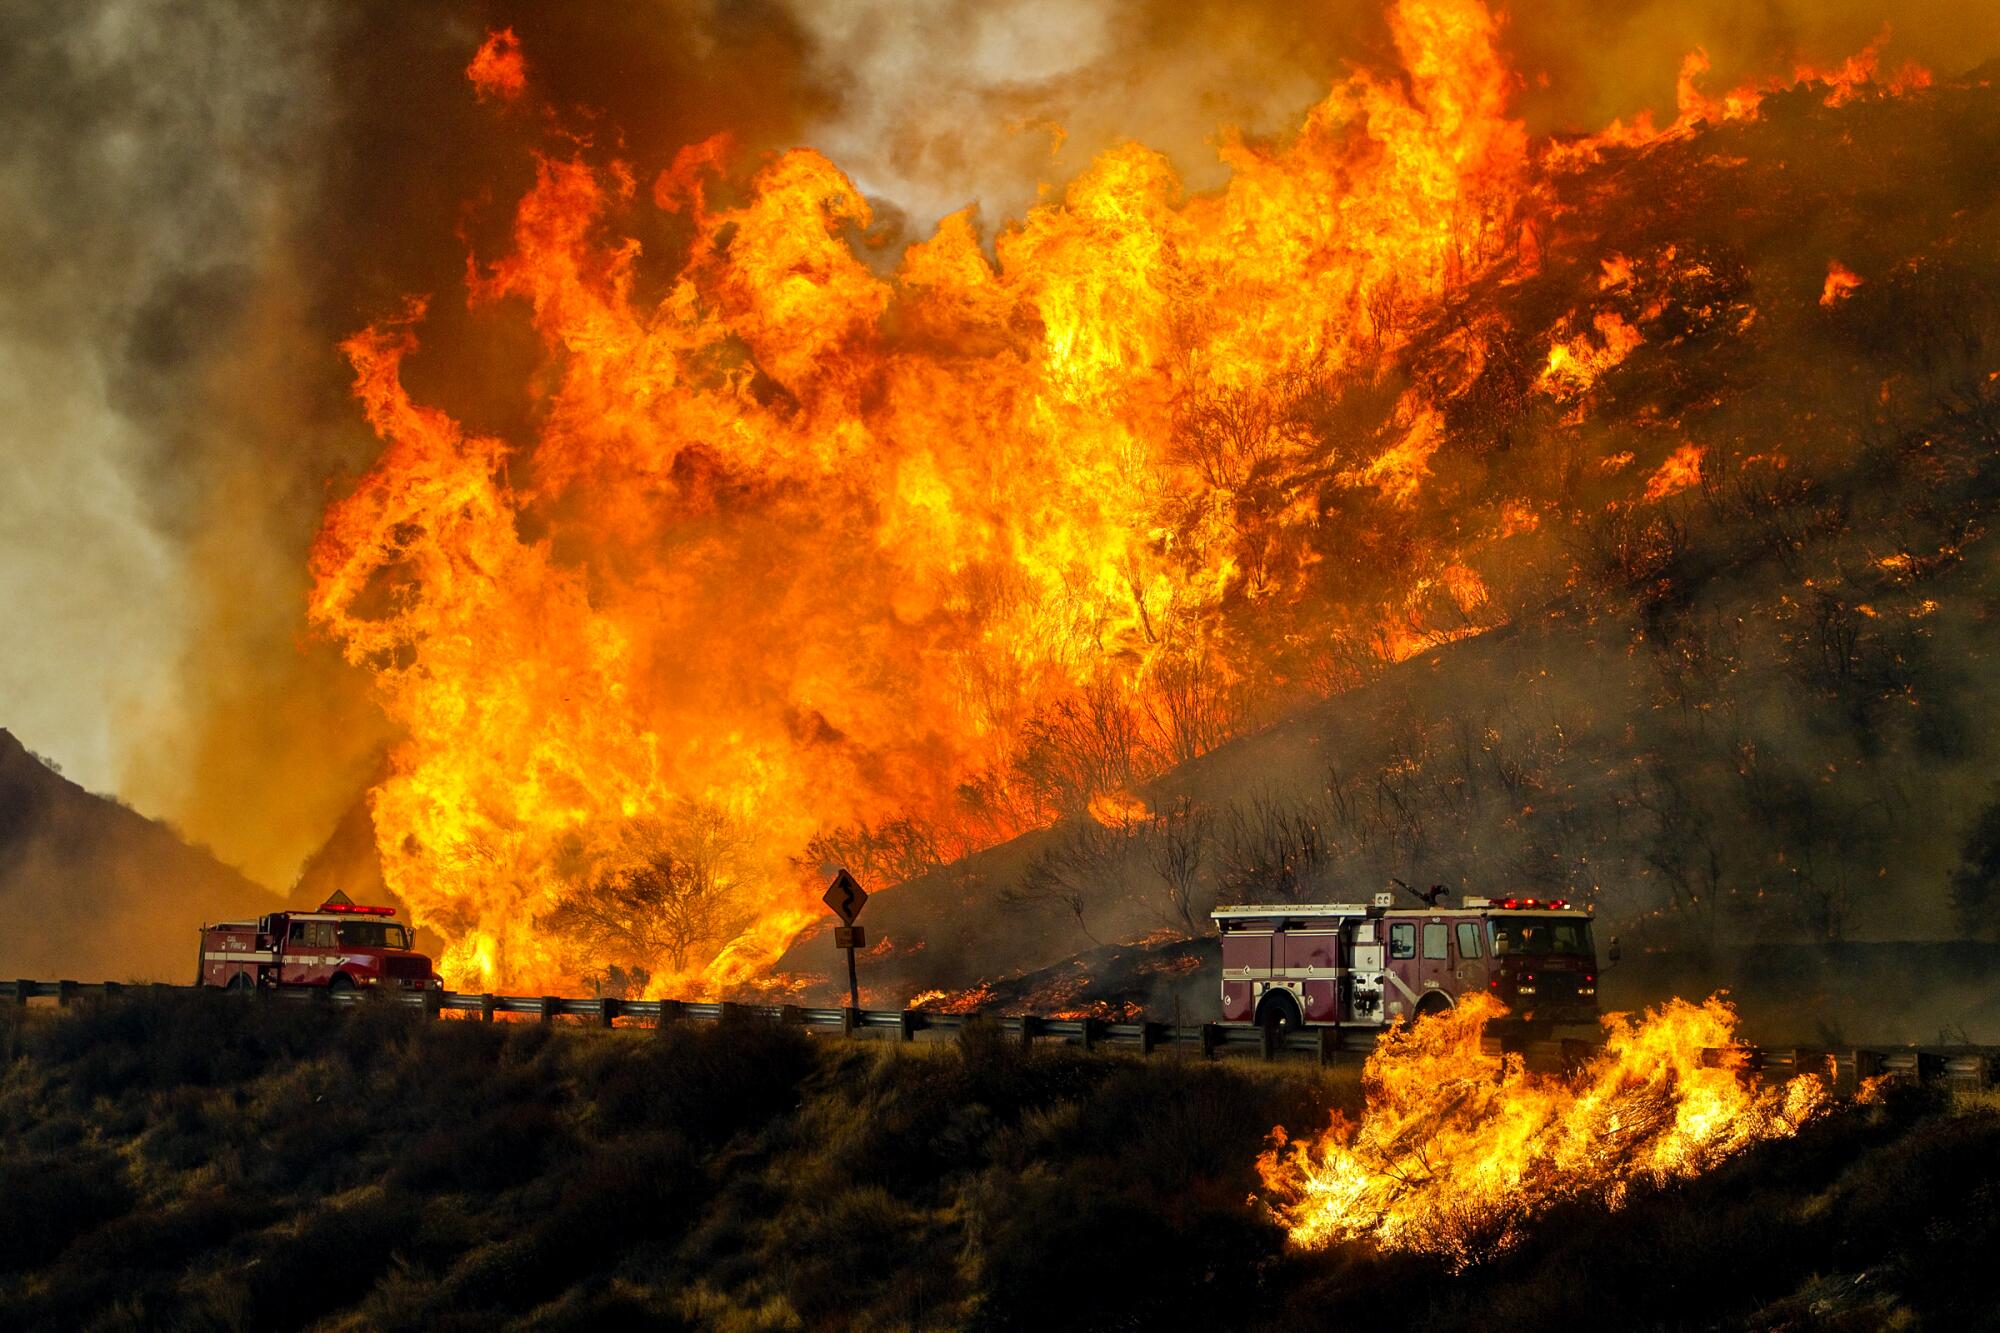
[{"xmin": 1256, "ymin": 993, "xmax": 1831, "ymax": 1269}]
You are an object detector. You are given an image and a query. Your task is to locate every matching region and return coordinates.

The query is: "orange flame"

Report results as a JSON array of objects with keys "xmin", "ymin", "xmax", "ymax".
[
  {"xmin": 309, "ymin": 3, "xmax": 1936, "ymax": 996},
  {"xmin": 1087, "ymin": 790, "xmax": 1153, "ymax": 827},
  {"xmin": 1256, "ymin": 994, "xmax": 1830, "ymax": 1269},
  {"xmin": 309, "ymin": 0, "xmax": 1533, "ymax": 994},
  {"xmin": 1643, "ymin": 444, "xmax": 1706, "ymax": 501},
  {"xmin": 1538, "ymin": 312, "xmax": 1644, "ymax": 398},
  {"xmin": 466, "ymin": 29, "xmax": 526, "ymax": 103},
  {"xmin": 1821, "ymin": 260, "xmax": 1864, "ymax": 307}
]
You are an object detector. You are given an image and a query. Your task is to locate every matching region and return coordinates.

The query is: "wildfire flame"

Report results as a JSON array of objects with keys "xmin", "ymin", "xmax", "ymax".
[
  {"xmin": 1643, "ymin": 444, "xmax": 1706, "ymax": 502},
  {"xmin": 308, "ymin": 1, "xmax": 1932, "ymax": 995},
  {"xmin": 466, "ymin": 28, "xmax": 526, "ymax": 104},
  {"xmin": 1255, "ymin": 994, "xmax": 1831, "ymax": 1269},
  {"xmin": 1087, "ymin": 790, "xmax": 1153, "ymax": 827},
  {"xmin": 1821, "ymin": 259, "xmax": 1865, "ymax": 307}
]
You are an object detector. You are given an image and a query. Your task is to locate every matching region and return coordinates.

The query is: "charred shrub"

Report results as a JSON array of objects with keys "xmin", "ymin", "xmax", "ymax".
[
  {"xmin": 1826, "ymin": 1100, "xmax": 2000, "ymax": 1320},
  {"xmin": 239, "ymin": 1191, "xmax": 423, "ymax": 1331},
  {"xmin": 577, "ymin": 1016, "xmax": 813, "ymax": 1145},
  {"xmin": 956, "ymin": 1019, "xmax": 1106, "ymax": 1118},
  {"xmin": 1052, "ymin": 1061, "xmax": 1339, "ymax": 1200},
  {"xmin": 0, "ymin": 1148, "xmax": 132, "ymax": 1273},
  {"xmin": 393, "ymin": 1101, "xmax": 571, "ymax": 1194},
  {"xmin": 428, "ymin": 1134, "xmax": 696, "ymax": 1319},
  {"xmin": 776, "ymin": 1185, "xmax": 961, "ymax": 1327},
  {"xmin": 1948, "ymin": 793, "xmax": 2000, "ymax": 938},
  {"xmin": 29, "ymin": 990, "xmax": 333, "ymax": 1100},
  {"xmin": 969, "ymin": 1165, "xmax": 1279, "ymax": 1333},
  {"xmin": 21, "ymin": 1191, "xmax": 278, "ymax": 1330}
]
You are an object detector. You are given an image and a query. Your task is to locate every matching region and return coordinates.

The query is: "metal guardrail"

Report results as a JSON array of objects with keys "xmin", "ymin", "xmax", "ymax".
[{"xmin": 8, "ymin": 977, "xmax": 1996, "ymax": 1085}]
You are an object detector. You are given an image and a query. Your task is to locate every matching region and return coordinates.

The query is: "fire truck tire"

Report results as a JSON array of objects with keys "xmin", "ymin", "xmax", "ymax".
[
  {"xmin": 327, "ymin": 974, "xmax": 355, "ymax": 993},
  {"xmin": 225, "ymin": 973, "xmax": 252, "ymax": 992},
  {"xmin": 1257, "ymin": 991, "xmax": 1303, "ymax": 1035},
  {"xmin": 1414, "ymin": 993, "xmax": 1453, "ymax": 1022}
]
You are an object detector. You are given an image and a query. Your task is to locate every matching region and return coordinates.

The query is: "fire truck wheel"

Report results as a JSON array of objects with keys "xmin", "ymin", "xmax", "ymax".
[
  {"xmin": 1414, "ymin": 993, "xmax": 1453, "ymax": 1023},
  {"xmin": 225, "ymin": 973, "xmax": 252, "ymax": 992},
  {"xmin": 327, "ymin": 974, "xmax": 355, "ymax": 993},
  {"xmin": 1257, "ymin": 991, "xmax": 1303, "ymax": 1035}
]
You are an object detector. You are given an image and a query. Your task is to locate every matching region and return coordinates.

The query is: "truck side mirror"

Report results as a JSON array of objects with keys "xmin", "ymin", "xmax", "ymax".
[{"xmin": 1608, "ymin": 936, "xmax": 1622, "ymax": 964}]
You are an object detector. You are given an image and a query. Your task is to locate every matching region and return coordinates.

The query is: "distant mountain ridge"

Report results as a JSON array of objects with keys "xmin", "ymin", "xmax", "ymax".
[{"xmin": 0, "ymin": 728, "xmax": 272, "ymax": 981}]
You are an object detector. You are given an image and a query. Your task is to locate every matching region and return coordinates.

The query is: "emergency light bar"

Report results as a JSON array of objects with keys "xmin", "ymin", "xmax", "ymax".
[{"xmin": 319, "ymin": 901, "xmax": 397, "ymax": 916}]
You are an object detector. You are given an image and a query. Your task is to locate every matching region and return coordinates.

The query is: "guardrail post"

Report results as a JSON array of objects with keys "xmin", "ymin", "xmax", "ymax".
[
  {"xmin": 422, "ymin": 988, "xmax": 443, "ymax": 1020},
  {"xmin": 1076, "ymin": 1017, "xmax": 1098, "ymax": 1052},
  {"xmin": 1200, "ymin": 1023, "xmax": 1222, "ymax": 1059},
  {"xmin": 57, "ymin": 980, "xmax": 78, "ymax": 1008},
  {"xmin": 1318, "ymin": 1026, "xmax": 1339, "ymax": 1067},
  {"xmin": 1790, "ymin": 1047, "xmax": 1830, "ymax": 1084},
  {"xmin": 779, "ymin": 1005, "xmax": 806, "ymax": 1026},
  {"xmin": 539, "ymin": 995, "xmax": 559, "ymax": 1024},
  {"xmin": 841, "ymin": 1006, "xmax": 860, "ymax": 1036},
  {"xmin": 12, "ymin": 979, "xmax": 29, "ymax": 1006},
  {"xmin": 101, "ymin": 981, "xmax": 123, "ymax": 1000},
  {"xmin": 1259, "ymin": 1023, "xmax": 1278, "ymax": 1062},
  {"xmin": 597, "ymin": 997, "xmax": 620, "ymax": 1029},
  {"xmin": 1138, "ymin": 1021, "xmax": 1160, "ymax": 1056},
  {"xmin": 1941, "ymin": 1053, "xmax": 1990, "ymax": 1087},
  {"xmin": 898, "ymin": 1010, "xmax": 918, "ymax": 1043},
  {"xmin": 1018, "ymin": 1015, "xmax": 1041, "ymax": 1050},
  {"xmin": 655, "ymin": 998, "xmax": 683, "ymax": 1033},
  {"xmin": 716, "ymin": 1001, "xmax": 743, "ymax": 1024},
  {"xmin": 480, "ymin": 993, "xmax": 496, "ymax": 1023}
]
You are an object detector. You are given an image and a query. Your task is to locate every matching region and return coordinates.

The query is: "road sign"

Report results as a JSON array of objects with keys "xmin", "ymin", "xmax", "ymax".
[
  {"xmin": 823, "ymin": 868, "xmax": 868, "ymax": 924},
  {"xmin": 833, "ymin": 925, "xmax": 866, "ymax": 950}
]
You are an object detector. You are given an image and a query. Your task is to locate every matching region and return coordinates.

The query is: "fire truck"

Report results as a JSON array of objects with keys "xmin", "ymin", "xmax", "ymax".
[
  {"xmin": 197, "ymin": 892, "xmax": 441, "ymax": 993},
  {"xmin": 1214, "ymin": 893, "xmax": 1601, "ymax": 1034}
]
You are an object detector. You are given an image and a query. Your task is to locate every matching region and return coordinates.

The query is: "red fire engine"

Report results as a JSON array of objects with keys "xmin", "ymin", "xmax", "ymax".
[
  {"xmin": 197, "ymin": 893, "xmax": 441, "ymax": 993},
  {"xmin": 1214, "ymin": 893, "xmax": 1601, "ymax": 1034}
]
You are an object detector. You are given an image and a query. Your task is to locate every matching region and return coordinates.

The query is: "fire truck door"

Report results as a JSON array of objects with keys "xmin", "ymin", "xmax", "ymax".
[
  {"xmin": 1419, "ymin": 919, "xmax": 1452, "ymax": 996},
  {"xmin": 1220, "ymin": 929, "xmax": 1273, "ymax": 1021},
  {"xmin": 1384, "ymin": 921, "xmax": 1420, "ymax": 1019},
  {"xmin": 1452, "ymin": 918, "xmax": 1488, "ymax": 996},
  {"xmin": 281, "ymin": 919, "xmax": 337, "ymax": 984}
]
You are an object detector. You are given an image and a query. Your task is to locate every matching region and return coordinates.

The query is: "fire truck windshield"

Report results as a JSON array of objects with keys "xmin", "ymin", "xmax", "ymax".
[
  {"xmin": 1489, "ymin": 917, "xmax": 1593, "ymax": 957},
  {"xmin": 336, "ymin": 921, "xmax": 411, "ymax": 950}
]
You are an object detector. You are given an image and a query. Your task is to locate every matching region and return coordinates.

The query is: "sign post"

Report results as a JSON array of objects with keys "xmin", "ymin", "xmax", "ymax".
[{"xmin": 822, "ymin": 867, "xmax": 869, "ymax": 1012}]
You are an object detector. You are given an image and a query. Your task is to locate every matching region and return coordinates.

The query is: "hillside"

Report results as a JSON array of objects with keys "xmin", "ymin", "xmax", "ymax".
[
  {"xmin": 0, "ymin": 730, "xmax": 271, "ymax": 981},
  {"xmin": 771, "ymin": 76, "xmax": 2000, "ymax": 1010},
  {"xmin": 0, "ymin": 992, "xmax": 1993, "ymax": 1330}
]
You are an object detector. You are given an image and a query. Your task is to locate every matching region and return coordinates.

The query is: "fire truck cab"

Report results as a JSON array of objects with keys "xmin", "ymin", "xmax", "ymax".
[
  {"xmin": 1214, "ymin": 893, "xmax": 1598, "ymax": 1033},
  {"xmin": 198, "ymin": 893, "xmax": 441, "ymax": 993}
]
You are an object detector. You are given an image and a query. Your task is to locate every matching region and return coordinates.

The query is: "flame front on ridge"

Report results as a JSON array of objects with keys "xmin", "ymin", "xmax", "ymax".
[{"xmin": 307, "ymin": 0, "xmax": 1931, "ymax": 995}]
